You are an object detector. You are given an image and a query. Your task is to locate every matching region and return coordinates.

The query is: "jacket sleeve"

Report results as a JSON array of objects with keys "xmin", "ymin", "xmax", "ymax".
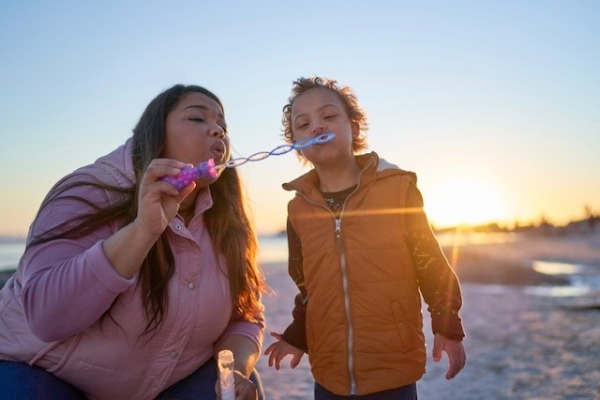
[
  {"xmin": 406, "ymin": 183, "xmax": 466, "ymax": 341},
  {"xmin": 218, "ymin": 312, "xmax": 265, "ymax": 352},
  {"xmin": 20, "ymin": 172, "xmax": 135, "ymax": 342},
  {"xmin": 280, "ymin": 218, "xmax": 309, "ymax": 352}
]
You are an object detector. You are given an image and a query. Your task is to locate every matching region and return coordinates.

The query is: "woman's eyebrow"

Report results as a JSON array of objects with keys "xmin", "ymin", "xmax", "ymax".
[
  {"xmin": 184, "ymin": 104, "xmax": 224, "ymax": 119},
  {"xmin": 184, "ymin": 104, "xmax": 209, "ymax": 111}
]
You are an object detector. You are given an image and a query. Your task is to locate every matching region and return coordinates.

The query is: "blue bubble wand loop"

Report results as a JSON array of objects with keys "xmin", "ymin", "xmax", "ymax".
[{"xmin": 161, "ymin": 132, "xmax": 335, "ymax": 190}]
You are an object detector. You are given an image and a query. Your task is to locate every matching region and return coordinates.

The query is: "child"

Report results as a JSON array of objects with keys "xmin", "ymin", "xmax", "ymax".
[{"xmin": 264, "ymin": 77, "xmax": 466, "ymax": 399}]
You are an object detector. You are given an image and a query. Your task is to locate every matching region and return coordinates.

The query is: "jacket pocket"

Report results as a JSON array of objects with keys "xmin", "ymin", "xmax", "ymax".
[
  {"xmin": 391, "ymin": 301, "xmax": 417, "ymax": 351},
  {"xmin": 32, "ymin": 334, "xmax": 81, "ymax": 374}
]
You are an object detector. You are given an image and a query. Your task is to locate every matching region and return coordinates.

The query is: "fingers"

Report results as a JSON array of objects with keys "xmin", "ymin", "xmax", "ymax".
[
  {"xmin": 264, "ymin": 332, "xmax": 305, "ymax": 371},
  {"xmin": 444, "ymin": 344, "xmax": 466, "ymax": 380},
  {"xmin": 140, "ymin": 159, "xmax": 192, "ymax": 198},
  {"xmin": 290, "ymin": 352, "xmax": 302, "ymax": 369},
  {"xmin": 141, "ymin": 159, "xmax": 196, "ymax": 201},
  {"xmin": 144, "ymin": 159, "xmax": 190, "ymax": 183},
  {"xmin": 227, "ymin": 372, "xmax": 257, "ymax": 400},
  {"xmin": 177, "ymin": 180, "xmax": 196, "ymax": 199},
  {"xmin": 272, "ymin": 350, "xmax": 282, "ymax": 370},
  {"xmin": 446, "ymin": 355, "xmax": 461, "ymax": 379},
  {"xmin": 263, "ymin": 344, "xmax": 274, "ymax": 356},
  {"xmin": 264, "ymin": 332, "xmax": 283, "ymax": 368},
  {"xmin": 236, "ymin": 381, "xmax": 258, "ymax": 400},
  {"xmin": 432, "ymin": 334, "xmax": 466, "ymax": 380},
  {"xmin": 265, "ymin": 346, "xmax": 284, "ymax": 370},
  {"xmin": 449, "ymin": 347, "xmax": 467, "ymax": 379},
  {"xmin": 264, "ymin": 344, "xmax": 280, "ymax": 369},
  {"xmin": 432, "ymin": 334, "xmax": 443, "ymax": 362}
]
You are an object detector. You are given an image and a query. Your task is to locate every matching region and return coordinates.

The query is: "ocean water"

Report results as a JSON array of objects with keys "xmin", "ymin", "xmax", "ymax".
[
  {"xmin": 3, "ymin": 233, "xmax": 598, "ymax": 295},
  {"xmin": 0, "ymin": 238, "xmax": 25, "ymax": 271},
  {"xmin": 0, "ymin": 231, "xmax": 497, "ymax": 271},
  {"xmin": 0, "ymin": 236, "xmax": 290, "ymax": 272}
]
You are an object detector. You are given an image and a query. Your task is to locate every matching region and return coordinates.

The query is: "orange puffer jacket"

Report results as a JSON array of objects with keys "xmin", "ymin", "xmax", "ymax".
[{"xmin": 283, "ymin": 152, "xmax": 426, "ymax": 396}]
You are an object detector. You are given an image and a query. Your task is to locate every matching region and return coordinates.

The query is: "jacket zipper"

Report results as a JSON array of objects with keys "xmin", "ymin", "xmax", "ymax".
[
  {"xmin": 336, "ymin": 216, "xmax": 357, "ymax": 395},
  {"xmin": 336, "ymin": 180, "xmax": 362, "ymax": 396},
  {"xmin": 299, "ymin": 195, "xmax": 359, "ymax": 395},
  {"xmin": 297, "ymin": 158, "xmax": 372, "ymax": 396}
]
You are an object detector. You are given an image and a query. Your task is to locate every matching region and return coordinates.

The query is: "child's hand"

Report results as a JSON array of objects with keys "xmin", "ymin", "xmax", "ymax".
[
  {"xmin": 263, "ymin": 332, "xmax": 304, "ymax": 370},
  {"xmin": 432, "ymin": 333, "xmax": 466, "ymax": 379}
]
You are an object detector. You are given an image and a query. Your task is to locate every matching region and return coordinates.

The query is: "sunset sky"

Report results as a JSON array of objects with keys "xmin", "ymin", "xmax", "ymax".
[{"xmin": 1, "ymin": 1, "xmax": 599, "ymax": 236}]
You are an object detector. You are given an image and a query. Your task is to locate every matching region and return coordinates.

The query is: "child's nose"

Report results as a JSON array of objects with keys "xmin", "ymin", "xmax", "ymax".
[{"xmin": 312, "ymin": 124, "xmax": 326, "ymax": 135}]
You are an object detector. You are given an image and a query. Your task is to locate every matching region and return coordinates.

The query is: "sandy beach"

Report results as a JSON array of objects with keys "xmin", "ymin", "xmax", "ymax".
[
  {"xmin": 256, "ymin": 230, "xmax": 600, "ymax": 400},
  {"xmin": 1, "ymin": 230, "xmax": 598, "ymax": 399}
]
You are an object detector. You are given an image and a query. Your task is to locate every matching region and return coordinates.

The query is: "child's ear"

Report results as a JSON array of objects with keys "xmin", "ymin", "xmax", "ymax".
[{"xmin": 352, "ymin": 122, "xmax": 360, "ymax": 139}]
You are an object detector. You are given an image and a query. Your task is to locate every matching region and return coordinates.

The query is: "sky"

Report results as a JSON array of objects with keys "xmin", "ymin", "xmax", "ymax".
[{"xmin": 1, "ymin": 0, "xmax": 599, "ymax": 236}]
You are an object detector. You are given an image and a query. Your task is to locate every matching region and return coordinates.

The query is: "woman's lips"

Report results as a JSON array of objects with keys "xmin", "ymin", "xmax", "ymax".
[{"xmin": 210, "ymin": 142, "xmax": 226, "ymax": 162}]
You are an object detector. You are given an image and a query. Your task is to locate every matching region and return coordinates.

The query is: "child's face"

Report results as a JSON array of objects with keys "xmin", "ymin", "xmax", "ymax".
[{"xmin": 291, "ymin": 88, "xmax": 355, "ymax": 164}]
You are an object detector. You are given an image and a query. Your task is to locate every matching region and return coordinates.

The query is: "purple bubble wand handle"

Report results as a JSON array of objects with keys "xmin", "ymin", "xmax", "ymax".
[{"xmin": 160, "ymin": 158, "xmax": 217, "ymax": 190}]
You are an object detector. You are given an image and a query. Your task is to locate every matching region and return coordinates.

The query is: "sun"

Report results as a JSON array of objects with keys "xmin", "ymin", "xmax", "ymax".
[{"xmin": 423, "ymin": 176, "xmax": 507, "ymax": 228}]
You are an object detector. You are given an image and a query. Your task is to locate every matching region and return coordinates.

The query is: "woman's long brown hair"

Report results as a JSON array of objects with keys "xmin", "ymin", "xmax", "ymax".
[{"xmin": 28, "ymin": 84, "xmax": 267, "ymax": 335}]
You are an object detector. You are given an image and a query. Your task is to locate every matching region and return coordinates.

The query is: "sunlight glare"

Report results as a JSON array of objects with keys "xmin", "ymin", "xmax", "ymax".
[{"xmin": 424, "ymin": 177, "xmax": 507, "ymax": 228}]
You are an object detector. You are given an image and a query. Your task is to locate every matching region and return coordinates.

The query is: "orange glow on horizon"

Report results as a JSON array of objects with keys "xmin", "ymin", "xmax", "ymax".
[{"xmin": 424, "ymin": 176, "xmax": 508, "ymax": 229}]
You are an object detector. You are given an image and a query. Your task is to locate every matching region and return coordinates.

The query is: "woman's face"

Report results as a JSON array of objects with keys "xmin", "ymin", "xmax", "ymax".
[{"xmin": 163, "ymin": 92, "xmax": 231, "ymax": 168}]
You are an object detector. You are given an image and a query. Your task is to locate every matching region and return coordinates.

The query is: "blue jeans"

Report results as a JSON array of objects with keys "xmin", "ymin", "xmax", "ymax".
[
  {"xmin": 0, "ymin": 361, "xmax": 86, "ymax": 400},
  {"xmin": 0, "ymin": 359, "xmax": 265, "ymax": 400},
  {"xmin": 315, "ymin": 381, "xmax": 417, "ymax": 400}
]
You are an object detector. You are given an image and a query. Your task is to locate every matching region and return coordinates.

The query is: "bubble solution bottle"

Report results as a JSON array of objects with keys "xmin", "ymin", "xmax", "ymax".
[{"xmin": 218, "ymin": 349, "xmax": 235, "ymax": 400}]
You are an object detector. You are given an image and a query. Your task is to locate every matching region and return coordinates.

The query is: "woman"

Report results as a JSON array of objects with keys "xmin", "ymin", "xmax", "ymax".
[{"xmin": 0, "ymin": 84, "xmax": 267, "ymax": 400}]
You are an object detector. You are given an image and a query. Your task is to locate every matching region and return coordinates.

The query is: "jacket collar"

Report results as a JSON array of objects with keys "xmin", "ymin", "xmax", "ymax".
[
  {"xmin": 282, "ymin": 151, "xmax": 416, "ymax": 197},
  {"xmin": 283, "ymin": 152, "xmax": 379, "ymax": 195}
]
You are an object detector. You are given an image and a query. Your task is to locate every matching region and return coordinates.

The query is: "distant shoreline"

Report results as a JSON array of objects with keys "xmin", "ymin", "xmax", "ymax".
[
  {"xmin": 3, "ymin": 226, "xmax": 599, "ymax": 290},
  {"xmin": 0, "ymin": 269, "xmax": 15, "ymax": 287}
]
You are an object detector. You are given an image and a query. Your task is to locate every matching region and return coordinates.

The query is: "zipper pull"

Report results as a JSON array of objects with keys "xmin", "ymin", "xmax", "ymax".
[{"xmin": 335, "ymin": 218, "xmax": 342, "ymax": 251}]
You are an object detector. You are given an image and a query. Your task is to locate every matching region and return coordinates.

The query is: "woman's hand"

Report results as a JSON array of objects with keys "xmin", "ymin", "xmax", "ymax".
[
  {"xmin": 215, "ymin": 370, "xmax": 258, "ymax": 400},
  {"xmin": 102, "ymin": 159, "xmax": 196, "ymax": 278},
  {"xmin": 135, "ymin": 159, "xmax": 197, "ymax": 236}
]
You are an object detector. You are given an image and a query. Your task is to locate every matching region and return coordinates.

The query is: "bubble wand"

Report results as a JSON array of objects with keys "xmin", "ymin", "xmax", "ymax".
[{"xmin": 161, "ymin": 132, "xmax": 335, "ymax": 190}]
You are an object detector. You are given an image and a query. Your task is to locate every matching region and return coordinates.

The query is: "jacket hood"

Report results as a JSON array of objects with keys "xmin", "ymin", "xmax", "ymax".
[{"xmin": 90, "ymin": 138, "xmax": 137, "ymax": 188}]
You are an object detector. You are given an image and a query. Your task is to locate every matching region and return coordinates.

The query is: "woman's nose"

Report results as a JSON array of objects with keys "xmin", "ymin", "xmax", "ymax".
[{"xmin": 209, "ymin": 125, "xmax": 226, "ymax": 139}]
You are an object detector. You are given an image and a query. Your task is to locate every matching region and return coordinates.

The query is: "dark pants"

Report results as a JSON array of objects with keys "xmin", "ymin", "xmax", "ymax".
[
  {"xmin": 0, "ymin": 361, "xmax": 86, "ymax": 400},
  {"xmin": 315, "ymin": 381, "xmax": 418, "ymax": 400},
  {"xmin": 0, "ymin": 359, "xmax": 264, "ymax": 400},
  {"xmin": 156, "ymin": 358, "xmax": 265, "ymax": 399}
]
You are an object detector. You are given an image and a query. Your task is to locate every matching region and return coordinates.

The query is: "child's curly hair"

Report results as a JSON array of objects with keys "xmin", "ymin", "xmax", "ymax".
[{"xmin": 281, "ymin": 76, "xmax": 369, "ymax": 154}]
